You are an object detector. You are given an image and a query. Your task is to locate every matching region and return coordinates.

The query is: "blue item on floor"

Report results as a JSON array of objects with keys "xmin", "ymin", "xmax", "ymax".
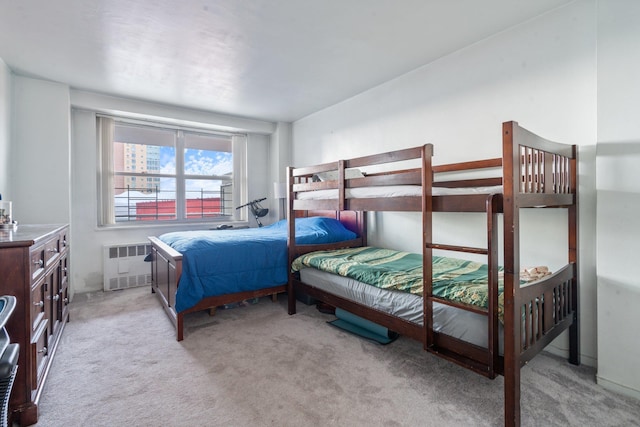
[{"xmin": 328, "ymin": 308, "xmax": 399, "ymax": 345}]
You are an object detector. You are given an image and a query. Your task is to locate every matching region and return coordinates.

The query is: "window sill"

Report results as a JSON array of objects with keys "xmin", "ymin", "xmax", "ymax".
[{"xmin": 95, "ymin": 221, "xmax": 251, "ymax": 232}]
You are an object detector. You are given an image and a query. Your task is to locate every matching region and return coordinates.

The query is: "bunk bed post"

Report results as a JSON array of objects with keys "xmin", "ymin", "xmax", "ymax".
[
  {"xmin": 502, "ymin": 121, "xmax": 522, "ymax": 427},
  {"xmin": 357, "ymin": 210, "xmax": 367, "ymax": 246},
  {"xmin": 568, "ymin": 148, "xmax": 580, "ymax": 365},
  {"xmin": 338, "ymin": 160, "xmax": 346, "ymax": 211},
  {"xmin": 286, "ymin": 167, "xmax": 297, "ymax": 316},
  {"xmin": 486, "ymin": 193, "xmax": 501, "ymax": 378},
  {"xmin": 177, "ymin": 313, "xmax": 184, "ymax": 341},
  {"xmin": 422, "ymin": 143, "xmax": 434, "ymax": 351}
]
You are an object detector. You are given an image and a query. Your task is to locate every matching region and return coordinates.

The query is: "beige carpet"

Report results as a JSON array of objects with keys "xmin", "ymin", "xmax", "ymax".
[{"xmin": 35, "ymin": 287, "xmax": 640, "ymax": 427}]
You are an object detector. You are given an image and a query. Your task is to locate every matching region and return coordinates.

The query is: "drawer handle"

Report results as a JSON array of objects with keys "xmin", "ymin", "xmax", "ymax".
[
  {"xmin": 34, "ymin": 301, "xmax": 44, "ymax": 308},
  {"xmin": 63, "ymin": 297, "xmax": 69, "ymax": 304},
  {"xmin": 63, "ymin": 240, "xmax": 67, "ymax": 246},
  {"xmin": 48, "ymin": 248, "xmax": 58, "ymax": 253},
  {"xmin": 38, "ymin": 347, "xmax": 48, "ymax": 355},
  {"xmin": 33, "ymin": 259, "xmax": 43, "ymax": 267},
  {"xmin": 53, "ymin": 294, "xmax": 60, "ymax": 301},
  {"xmin": 63, "ymin": 267, "xmax": 68, "ymax": 272}
]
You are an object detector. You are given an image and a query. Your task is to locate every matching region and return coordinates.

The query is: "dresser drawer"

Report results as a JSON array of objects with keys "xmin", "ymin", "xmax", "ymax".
[
  {"xmin": 60, "ymin": 229, "xmax": 69, "ymax": 253},
  {"xmin": 44, "ymin": 236, "xmax": 62, "ymax": 267},
  {"xmin": 30, "ymin": 275, "xmax": 47, "ymax": 333},
  {"xmin": 31, "ymin": 320, "xmax": 49, "ymax": 390},
  {"xmin": 30, "ymin": 246, "xmax": 45, "ymax": 280},
  {"xmin": 58, "ymin": 254, "xmax": 70, "ymax": 324}
]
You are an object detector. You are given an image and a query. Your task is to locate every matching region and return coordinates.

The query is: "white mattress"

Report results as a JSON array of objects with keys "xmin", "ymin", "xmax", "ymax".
[
  {"xmin": 295, "ymin": 185, "xmax": 503, "ymax": 200},
  {"xmin": 299, "ymin": 267, "xmax": 504, "ymax": 352}
]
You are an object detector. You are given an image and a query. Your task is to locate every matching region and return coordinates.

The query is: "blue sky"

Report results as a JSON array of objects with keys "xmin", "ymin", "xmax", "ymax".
[{"xmin": 158, "ymin": 147, "xmax": 232, "ymax": 196}]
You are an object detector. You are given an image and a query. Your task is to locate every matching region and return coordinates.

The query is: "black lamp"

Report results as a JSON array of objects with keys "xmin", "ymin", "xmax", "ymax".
[{"xmin": 236, "ymin": 198, "xmax": 269, "ymax": 227}]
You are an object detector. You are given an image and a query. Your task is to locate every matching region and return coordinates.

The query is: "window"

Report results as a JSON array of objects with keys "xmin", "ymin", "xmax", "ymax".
[{"xmin": 98, "ymin": 116, "xmax": 247, "ymax": 225}]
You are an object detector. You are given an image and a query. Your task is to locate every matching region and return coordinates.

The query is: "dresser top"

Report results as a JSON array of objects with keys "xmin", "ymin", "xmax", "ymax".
[{"xmin": 0, "ymin": 224, "xmax": 67, "ymax": 248}]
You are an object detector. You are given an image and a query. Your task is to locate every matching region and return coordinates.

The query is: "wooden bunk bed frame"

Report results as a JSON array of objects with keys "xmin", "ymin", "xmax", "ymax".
[{"xmin": 286, "ymin": 121, "xmax": 579, "ymax": 427}]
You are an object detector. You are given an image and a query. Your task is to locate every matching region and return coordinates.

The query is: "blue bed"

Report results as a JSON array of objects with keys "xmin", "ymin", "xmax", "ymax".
[{"xmin": 149, "ymin": 216, "xmax": 358, "ymax": 340}]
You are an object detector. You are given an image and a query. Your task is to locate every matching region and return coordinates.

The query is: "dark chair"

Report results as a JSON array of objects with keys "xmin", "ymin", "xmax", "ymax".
[{"xmin": 0, "ymin": 296, "xmax": 18, "ymax": 427}]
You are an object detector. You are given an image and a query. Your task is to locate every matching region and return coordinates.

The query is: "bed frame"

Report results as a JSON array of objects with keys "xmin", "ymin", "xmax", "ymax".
[
  {"xmin": 148, "ymin": 236, "xmax": 283, "ymax": 341},
  {"xmin": 149, "ymin": 216, "xmax": 364, "ymax": 341},
  {"xmin": 286, "ymin": 121, "xmax": 579, "ymax": 427}
]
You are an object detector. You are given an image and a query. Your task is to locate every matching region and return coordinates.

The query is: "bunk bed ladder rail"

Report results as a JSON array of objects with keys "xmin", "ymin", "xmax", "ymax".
[{"xmin": 424, "ymin": 193, "xmax": 502, "ymax": 379}]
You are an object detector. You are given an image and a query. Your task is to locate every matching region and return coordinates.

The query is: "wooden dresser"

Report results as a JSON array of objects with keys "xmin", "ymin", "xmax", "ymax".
[{"xmin": 0, "ymin": 224, "xmax": 70, "ymax": 426}]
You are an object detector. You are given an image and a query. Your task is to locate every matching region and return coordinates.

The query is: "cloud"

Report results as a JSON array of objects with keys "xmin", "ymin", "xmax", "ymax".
[{"xmin": 185, "ymin": 151, "xmax": 232, "ymax": 176}]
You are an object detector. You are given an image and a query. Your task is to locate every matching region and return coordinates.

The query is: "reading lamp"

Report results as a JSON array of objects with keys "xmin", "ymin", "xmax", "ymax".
[{"xmin": 236, "ymin": 198, "xmax": 269, "ymax": 227}]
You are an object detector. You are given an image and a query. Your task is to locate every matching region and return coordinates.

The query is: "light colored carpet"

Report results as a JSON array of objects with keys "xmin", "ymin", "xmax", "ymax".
[{"xmin": 35, "ymin": 287, "xmax": 639, "ymax": 427}]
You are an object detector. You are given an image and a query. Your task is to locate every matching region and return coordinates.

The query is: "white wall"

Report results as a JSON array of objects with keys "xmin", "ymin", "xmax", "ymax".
[
  {"xmin": 292, "ymin": 0, "xmax": 598, "ymax": 367},
  {"xmin": 11, "ymin": 76, "xmax": 71, "ymax": 224},
  {"xmin": 0, "ymin": 58, "xmax": 11, "ymax": 199},
  {"xmin": 270, "ymin": 122, "xmax": 292, "ymax": 221},
  {"xmin": 596, "ymin": 0, "xmax": 640, "ymax": 400},
  {"xmin": 69, "ymin": 91, "xmax": 278, "ymax": 294}
]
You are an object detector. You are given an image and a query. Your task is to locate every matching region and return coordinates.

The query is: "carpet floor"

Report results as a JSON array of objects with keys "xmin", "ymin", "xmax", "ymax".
[{"xmin": 34, "ymin": 287, "xmax": 640, "ymax": 427}]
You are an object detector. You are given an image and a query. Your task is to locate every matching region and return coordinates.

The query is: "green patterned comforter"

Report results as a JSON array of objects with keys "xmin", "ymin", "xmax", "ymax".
[{"xmin": 291, "ymin": 246, "xmax": 503, "ymax": 312}]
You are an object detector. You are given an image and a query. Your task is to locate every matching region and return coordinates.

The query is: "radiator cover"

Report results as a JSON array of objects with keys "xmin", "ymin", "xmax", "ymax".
[{"xmin": 103, "ymin": 243, "xmax": 152, "ymax": 291}]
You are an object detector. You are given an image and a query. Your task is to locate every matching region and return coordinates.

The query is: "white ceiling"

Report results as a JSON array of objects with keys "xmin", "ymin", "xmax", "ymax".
[{"xmin": 0, "ymin": 0, "xmax": 572, "ymax": 123}]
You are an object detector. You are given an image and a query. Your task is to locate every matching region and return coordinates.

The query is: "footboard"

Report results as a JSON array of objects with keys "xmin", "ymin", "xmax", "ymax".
[
  {"xmin": 148, "ymin": 236, "xmax": 182, "ymax": 337},
  {"xmin": 518, "ymin": 263, "xmax": 577, "ymax": 365}
]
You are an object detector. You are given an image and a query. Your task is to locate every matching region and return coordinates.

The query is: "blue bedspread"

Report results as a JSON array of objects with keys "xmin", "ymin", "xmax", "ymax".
[{"xmin": 159, "ymin": 218, "xmax": 356, "ymax": 312}]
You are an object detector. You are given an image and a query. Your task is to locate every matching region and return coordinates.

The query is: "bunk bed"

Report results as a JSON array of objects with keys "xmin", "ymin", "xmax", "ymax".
[
  {"xmin": 149, "ymin": 217, "xmax": 362, "ymax": 341},
  {"xmin": 286, "ymin": 121, "xmax": 579, "ymax": 427}
]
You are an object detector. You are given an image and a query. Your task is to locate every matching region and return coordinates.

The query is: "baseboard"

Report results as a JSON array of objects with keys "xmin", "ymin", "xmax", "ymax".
[
  {"xmin": 544, "ymin": 343, "xmax": 597, "ymax": 368},
  {"xmin": 596, "ymin": 375, "xmax": 640, "ymax": 400}
]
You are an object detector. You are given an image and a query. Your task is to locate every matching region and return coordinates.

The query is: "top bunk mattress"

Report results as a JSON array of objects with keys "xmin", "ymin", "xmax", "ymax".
[{"xmin": 295, "ymin": 185, "xmax": 503, "ymax": 200}]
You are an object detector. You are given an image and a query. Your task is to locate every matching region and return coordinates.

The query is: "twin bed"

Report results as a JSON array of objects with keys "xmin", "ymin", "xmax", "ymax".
[{"xmin": 148, "ymin": 121, "xmax": 578, "ymax": 427}]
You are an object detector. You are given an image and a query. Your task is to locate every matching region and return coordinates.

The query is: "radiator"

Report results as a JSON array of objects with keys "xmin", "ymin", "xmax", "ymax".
[{"xmin": 103, "ymin": 243, "xmax": 153, "ymax": 291}]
